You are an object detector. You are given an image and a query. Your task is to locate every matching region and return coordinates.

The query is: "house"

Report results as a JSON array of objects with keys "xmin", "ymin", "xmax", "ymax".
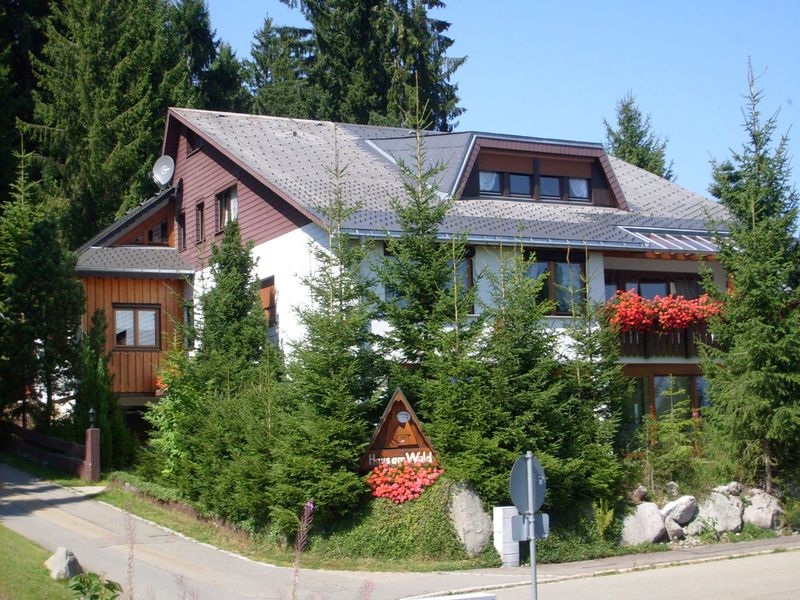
[{"xmin": 75, "ymin": 107, "xmax": 729, "ymax": 429}]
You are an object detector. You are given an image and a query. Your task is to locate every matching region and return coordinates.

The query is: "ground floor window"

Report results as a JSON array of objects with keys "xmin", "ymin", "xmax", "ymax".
[
  {"xmin": 624, "ymin": 373, "xmax": 708, "ymax": 423},
  {"xmin": 113, "ymin": 305, "xmax": 160, "ymax": 349}
]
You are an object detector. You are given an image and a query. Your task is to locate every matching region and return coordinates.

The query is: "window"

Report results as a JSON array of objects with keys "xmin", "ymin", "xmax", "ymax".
[
  {"xmin": 539, "ymin": 176, "xmax": 561, "ymax": 198},
  {"xmin": 478, "ymin": 171, "xmax": 501, "ymax": 194},
  {"xmin": 217, "ymin": 187, "xmax": 238, "ymax": 231},
  {"xmin": 605, "ymin": 271, "xmax": 702, "ymax": 301},
  {"xmin": 568, "ymin": 178, "xmax": 590, "ymax": 200},
  {"xmin": 195, "ymin": 203, "xmax": 205, "ymax": 244},
  {"xmin": 445, "ymin": 248, "xmax": 475, "ymax": 314},
  {"xmin": 509, "ymin": 173, "xmax": 531, "ymax": 196},
  {"xmin": 177, "ymin": 213, "xmax": 186, "ymax": 251},
  {"xmin": 147, "ymin": 219, "xmax": 168, "ymax": 244},
  {"xmin": 259, "ymin": 277, "xmax": 277, "ymax": 326},
  {"xmin": 114, "ymin": 305, "xmax": 159, "ymax": 349},
  {"xmin": 525, "ymin": 253, "xmax": 585, "ymax": 314}
]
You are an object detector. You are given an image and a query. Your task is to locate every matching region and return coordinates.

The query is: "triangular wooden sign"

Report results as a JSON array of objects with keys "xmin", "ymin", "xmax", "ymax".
[{"xmin": 359, "ymin": 388, "xmax": 438, "ymax": 473}]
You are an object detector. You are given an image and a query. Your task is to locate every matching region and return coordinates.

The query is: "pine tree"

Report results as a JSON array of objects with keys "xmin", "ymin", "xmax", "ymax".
[
  {"xmin": 22, "ymin": 0, "xmax": 193, "ymax": 246},
  {"xmin": 701, "ymin": 66, "xmax": 800, "ymax": 493},
  {"xmin": 269, "ymin": 130, "xmax": 384, "ymax": 532},
  {"xmin": 604, "ymin": 92, "xmax": 674, "ymax": 180},
  {"xmin": 204, "ymin": 43, "xmax": 251, "ymax": 113}
]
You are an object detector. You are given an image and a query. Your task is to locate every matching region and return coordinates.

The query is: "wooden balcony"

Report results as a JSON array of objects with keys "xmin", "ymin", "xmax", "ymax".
[{"xmin": 619, "ymin": 323, "xmax": 715, "ymax": 358}]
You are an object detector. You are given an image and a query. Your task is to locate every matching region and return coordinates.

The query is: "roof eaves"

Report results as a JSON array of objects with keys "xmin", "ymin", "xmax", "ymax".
[
  {"xmin": 341, "ymin": 227, "xmax": 648, "ymax": 251},
  {"xmin": 599, "ymin": 153, "xmax": 629, "ymax": 211},
  {"xmin": 449, "ymin": 134, "xmax": 478, "ymax": 198}
]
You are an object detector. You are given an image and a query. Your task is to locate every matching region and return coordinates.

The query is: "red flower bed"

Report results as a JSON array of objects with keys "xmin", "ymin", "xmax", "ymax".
[
  {"xmin": 607, "ymin": 290, "xmax": 722, "ymax": 333},
  {"xmin": 366, "ymin": 463, "xmax": 443, "ymax": 504}
]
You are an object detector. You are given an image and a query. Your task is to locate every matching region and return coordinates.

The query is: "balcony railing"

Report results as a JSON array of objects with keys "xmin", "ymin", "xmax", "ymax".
[{"xmin": 619, "ymin": 323, "xmax": 716, "ymax": 358}]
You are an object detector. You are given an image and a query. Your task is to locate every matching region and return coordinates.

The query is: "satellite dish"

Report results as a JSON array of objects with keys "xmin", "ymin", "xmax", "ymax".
[{"xmin": 151, "ymin": 155, "xmax": 175, "ymax": 188}]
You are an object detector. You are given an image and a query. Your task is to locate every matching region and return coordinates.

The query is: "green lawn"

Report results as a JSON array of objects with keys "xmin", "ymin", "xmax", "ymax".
[{"xmin": 0, "ymin": 525, "xmax": 74, "ymax": 600}]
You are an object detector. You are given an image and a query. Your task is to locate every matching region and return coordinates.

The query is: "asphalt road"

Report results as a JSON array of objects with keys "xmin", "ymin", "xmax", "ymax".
[{"xmin": 497, "ymin": 550, "xmax": 800, "ymax": 600}]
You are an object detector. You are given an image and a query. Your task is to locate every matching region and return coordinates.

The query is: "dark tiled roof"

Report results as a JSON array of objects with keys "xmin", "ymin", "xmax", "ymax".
[
  {"xmin": 76, "ymin": 246, "xmax": 193, "ymax": 278},
  {"xmin": 168, "ymin": 108, "xmax": 729, "ymax": 251},
  {"xmin": 77, "ymin": 186, "xmax": 175, "ymax": 254}
]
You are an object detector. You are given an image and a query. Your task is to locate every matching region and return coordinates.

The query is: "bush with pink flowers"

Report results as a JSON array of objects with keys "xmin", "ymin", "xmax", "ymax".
[{"xmin": 366, "ymin": 463, "xmax": 444, "ymax": 504}]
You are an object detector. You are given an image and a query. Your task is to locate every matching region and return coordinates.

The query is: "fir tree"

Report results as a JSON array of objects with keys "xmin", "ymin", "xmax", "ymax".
[
  {"xmin": 701, "ymin": 66, "xmax": 800, "ymax": 493},
  {"xmin": 604, "ymin": 92, "xmax": 674, "ymax": 180},
  {"xmin": 204, "ymin": 43, "xmax": 251, "ymax": 113},
  {"xmin": 269, "ymin": 130, "xmax": 384, "ymax": 532}
]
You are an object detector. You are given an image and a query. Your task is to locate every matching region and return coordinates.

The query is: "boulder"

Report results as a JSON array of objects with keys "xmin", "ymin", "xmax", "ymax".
[
  {"xmin": 622, "ymin": 502, "xmax": 666, "ymax": 545},
  {"xmin": 664, "ymin": 516, "xmax": 685, "ymax": 541},
  {"xmin": 661, "ymin": 495, "xmax": 697, "ymax": 525},
  {"xmin": 743, "ymin": 491, "xmax": 784, "ymax": 530},
  {"xmin": 685, "ymin": 491, "xmax": 743, "ymax": 535},
  {"xmin": 630, "ymin": 485, "xmax": 648, "ymax": 504},
  {"xmin": 45, "ymin": 547, "xmax": 82, "ymax": 580},
  {"xmin": 450, "ymin": 485, "xmax": 492, "ymax": 556},
  {"xmin": 713, "ymin": 481, "xmax": 743, "ymax": 496}
]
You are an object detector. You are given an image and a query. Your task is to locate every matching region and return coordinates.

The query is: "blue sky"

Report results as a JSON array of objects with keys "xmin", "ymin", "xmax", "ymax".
[{"xmin": 206, "ymin": 0, "xmax": 800, "ymax": 199}]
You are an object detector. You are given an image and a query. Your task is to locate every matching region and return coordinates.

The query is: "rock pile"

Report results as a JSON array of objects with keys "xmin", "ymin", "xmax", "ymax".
[{"xmin": 622, "ymin": 483, "xmax": 784, "ymax": 545}]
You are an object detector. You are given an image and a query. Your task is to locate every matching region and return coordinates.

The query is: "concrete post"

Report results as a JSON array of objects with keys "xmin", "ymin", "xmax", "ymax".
[
  {"xmin": 493, "ymin": 506, "xmax": 520, "ymax": 567},
  {"xmin": 82, "ymin": 428, "xmax": 100, "ymax": 482}
]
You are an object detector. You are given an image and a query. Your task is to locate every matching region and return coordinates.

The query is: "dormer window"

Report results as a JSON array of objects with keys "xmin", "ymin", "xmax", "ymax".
[
  {"xmin": 540, "ymin": 176, "xmax": 561, "ymax": 199},
  {"xmin": 479, "ymin": 171, "xmax": 501, "ymax": 194},
  {"xmin": 568, "ymin": 178, "xmax": 590, "ymax": 200},
  {"xmin": 509, "ymin": 173, "xmax": 531, "ymax": 196}
]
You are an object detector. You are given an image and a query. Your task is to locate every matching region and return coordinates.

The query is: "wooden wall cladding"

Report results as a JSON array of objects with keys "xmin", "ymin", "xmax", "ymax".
[{"xmin": 82, "ymin": 277, "xmax": 184, "ymax": 394}]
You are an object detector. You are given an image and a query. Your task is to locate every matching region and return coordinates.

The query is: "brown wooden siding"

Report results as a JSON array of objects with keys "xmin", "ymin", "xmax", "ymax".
[
  {"xmin": 172, "ymin": 125, "xmax": 311, "ymax": 268},
  {"xmin": 82, "ymin": 276, "xmax": 184, "ymax": 394},
  {"xmin": 115, "ymin": 205, "xmax": 175, "ymax": 246}
]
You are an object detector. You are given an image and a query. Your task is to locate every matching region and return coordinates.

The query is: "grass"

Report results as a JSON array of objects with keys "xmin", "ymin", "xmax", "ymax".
[
  {"xmin": 97, "ymin": 480, "xmax": 497, "ymax": 572},
  {"xmin": 0, "ymin": 525, "xmax": 74, "ymax": 600},
  {"xmin": 0, "ymin": 452, "xmax": 110, "ymax": 488}
]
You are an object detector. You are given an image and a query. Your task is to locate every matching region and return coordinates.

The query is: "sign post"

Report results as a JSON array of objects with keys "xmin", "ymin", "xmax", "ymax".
[{"xmin": 510, "ymin": 451, "xmax": 547, "ymax": 600}]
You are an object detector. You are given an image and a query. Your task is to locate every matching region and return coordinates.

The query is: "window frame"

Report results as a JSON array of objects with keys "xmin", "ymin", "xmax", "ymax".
[
  {"xmin": 216, "ymin": 186, "xmax": 238, "ymax": 232},
  {"xmin": 195, "ymin": 203, "xmax": 205, "ymax": 244},
  {"xmin": 259, "ymin": 276, "xmax": 277, "ymax": 327},
  {"xmin": 177, "ymin": 212, "xmax": 186, "ymax": 251},
  {"xmin": 525, "ymin": 250, "xmax": 586, "ymax": 315},
  {"xmin": 478, "ymin": 170, "xmax": 502, "ymax": 195},
  {"xmin": 604, "ymin": 270, "xmax": 703, "ymax": 301},
  {"xmin": 113, "ymin": 304, "xmax": 161, "ymax": 351}
]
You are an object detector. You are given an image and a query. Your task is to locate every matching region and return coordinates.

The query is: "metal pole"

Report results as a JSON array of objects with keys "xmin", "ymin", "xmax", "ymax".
[{"xmin": 526, "ymin": 450, "xmax": 537, "ymax": 600}]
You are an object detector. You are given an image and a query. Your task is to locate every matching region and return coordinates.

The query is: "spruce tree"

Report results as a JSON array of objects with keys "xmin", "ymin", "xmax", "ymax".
[
  {"xmin": 701, "ymin": 68, "xmax": 800, "ymax": 493},
  {"xmin": 0, "ymin": 147, "xmax": 84, "ymax": 428},
  {"xmin": 23, "ymin": 0, "xmax": 193, "ymax": 246},
  {"xmin": 73, "ymin": 310, "xmax": 137, "ymax": 469},
  {"xmin": 246, "ymin": 17, "xmax": 318, "ymax": 119},
  {"xmin": 255, "ymin": 1, "xmax": 465, "ymax": 130},
  {"xmin": 269, "ymin": 132, "xmax": 384, "ymax": 532},
  {"xmin": 604, "ymin": 92, "xmax": 674, "ymax": 180},
  {"xmin": 375, "ymin": 107, "xmax": 475, "ymax": 403}
]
